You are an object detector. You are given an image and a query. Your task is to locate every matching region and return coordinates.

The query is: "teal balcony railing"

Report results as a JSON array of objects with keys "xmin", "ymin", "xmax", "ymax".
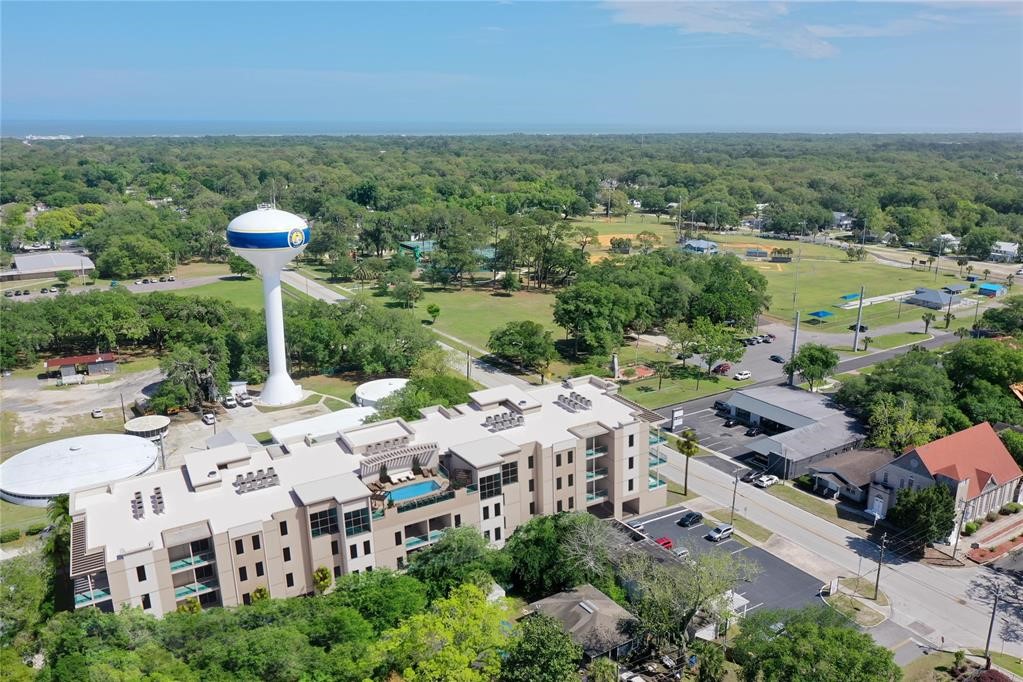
[
  {"xmin": 74, "ymin": 588, "xmax": 111, "ymax": 606},
  {"xmin": 372, "ymin": 509, "xmax": 386, "ymax": 520},
  {"xmin": 397, "ymin": 490, "xmax": 455, "ymax": 513},
  {"xmin": 648, "ymin": 476, "xmax": 666, "ymax": 490},
  {"xmin": 466, "ymin": 484, "xmax": 479, "ymax": 494},
  {"xmin": 649, "ymin": 453, "xmax": 667, "ymax": 467},
  {"xmin": 585, "ymin": 445, "xmax": 608, "ymax": 459},
  {"xmin": 404, "ymin": 529, "xmax": 446, "ymax": 549},
  {"xmin": 174, "ymin": 580, "xmax": 219, "ymax": 600},
  {"xmin": 586, "ymin": 467, "xmax": 608, "ymax": 481},
  {"xmin": 586, "ymin": 489, "xmax": 609, "ymax": 502},
  {"xmin": 169, "ymin": 552, "xmax": 215, "ymax": 573},
  {"xmin": 649, "ymin": 434, "xmax": 666, "ymax": 446}
]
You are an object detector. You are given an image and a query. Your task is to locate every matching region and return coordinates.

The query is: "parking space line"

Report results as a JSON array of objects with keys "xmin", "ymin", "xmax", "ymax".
[
  {"xmin": 635, "ymin": 508, "xmax": 690, "ymax": 525},
  {"xmin": 731, "ymin": 546, "xmax": 747, "ymax": 555}
]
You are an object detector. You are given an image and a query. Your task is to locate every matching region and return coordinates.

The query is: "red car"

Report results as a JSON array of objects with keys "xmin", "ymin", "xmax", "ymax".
[
  {"xmin": 655, "ymin": 536, "xmax": 674, "ymax": 550},
  {"xmin": 712, "ymin": 363, "xmax": 732, "ymax": 375}
]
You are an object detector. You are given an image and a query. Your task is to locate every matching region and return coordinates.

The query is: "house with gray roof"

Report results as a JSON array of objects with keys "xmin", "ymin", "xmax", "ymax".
[
  {"xmin": 1, "ymin": 252, "xmax": 95, "ymax": 281},
  {"xmin": 682, "ymin": 239, "xmax": 719, "ymax": 255},
  {"xmin": 527, "ymin": 584, "xmax": 640, "ymax": 661},
  {"xmin": 808, "ymin": 448, "xmax": 894, "ymax": 503},
  {"xmin": 906, "ymin": 287, "xmax": 960, "ymax": 310}
]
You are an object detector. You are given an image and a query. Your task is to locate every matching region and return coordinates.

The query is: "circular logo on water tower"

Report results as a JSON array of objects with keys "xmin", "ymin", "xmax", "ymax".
[{"xmin": 288, "ymin": 227, "xmax": 306, "ymax": 248}]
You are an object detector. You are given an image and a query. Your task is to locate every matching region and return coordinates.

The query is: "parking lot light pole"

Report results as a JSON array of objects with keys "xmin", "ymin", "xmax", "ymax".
[{"xmin": 730, "ymin": 469, "xmax": 740, "ymax": 525}]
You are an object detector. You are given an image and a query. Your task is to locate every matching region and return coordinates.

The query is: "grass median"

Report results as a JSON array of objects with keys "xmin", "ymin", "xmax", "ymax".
[
  {"xmin": 767, "ymin": 483, "xmax": 873, "ymax": 538},
  {"xmin": 708, "ymin": 508, "xmax": 773, "ymax": 543}
]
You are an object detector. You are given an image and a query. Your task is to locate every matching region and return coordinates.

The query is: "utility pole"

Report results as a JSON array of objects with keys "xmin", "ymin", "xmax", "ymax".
[
  {"xmin": 119, "ymin": 392, "xmax": 127, "ymax": 423},
  {"xmin": 984, "ymin": 585, "xmax": 1000, "ymax": 658},
  {"xmin": 729, "ymin": 469, "xmax": 740, "ymax": 525},
  {"xmin": 788, "ymin": 311, "xmax": 800, "ymax": 386},
  {"xmin": 874, "ymin": 532, "xmax": 887, "ymax": 600},
  {"xmin": 951, "ymin": 499, "xmax": 970, "ymax": 561},
  {"xmin": 683, "ymin": 451, "xmax": 690, "ymax": 496},
  {"xmin": 852, "ymin": 285, "xmax": 866, "ymax": 352},
  {"xmin": 465, "ymin": 350, "xmax": 471, "ymax": 380},
  {"xmin": 676, "ymin": 194, "xmax": 683, "ymax": 239}
]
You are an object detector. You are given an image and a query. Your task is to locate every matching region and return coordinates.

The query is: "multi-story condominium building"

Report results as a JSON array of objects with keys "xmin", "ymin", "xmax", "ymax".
[{"xmin": 69, "ymin": 376, "xmax": 667, "ymax": 616}]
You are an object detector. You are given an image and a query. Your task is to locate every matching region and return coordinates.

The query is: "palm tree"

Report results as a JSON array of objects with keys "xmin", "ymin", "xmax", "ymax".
[
  {"xmin": 926, "ymin": 256, "xmax": 935, "ymax": 272},
  {"xmin": 1007, "ymin": 274, "xmax": 1015, "ymax": 291},
  {"xmin": 954, "ymin": 327, "xmax": 971, "ymax": 339},
  {"xmin": 353, "ymin": 260, "xmax": 370, "ymax": 289},
  {"xmin": 956, "ymin": 257, "xmax": 969, "ymax": 276},
  {"xmin": 910, "ymin": 257, "xmax": 917, "ymax": 270},
  {"xmin": 966, "ymin": 264, "xmax": 974, "ymax": 278},
  {"xmin": 677, "ymin": 431, "xmax": 700, "ymax": 495},
  {"xmin": 861, "ymin": 336, "xmax": 874, "ymax": 352},
  {"xmin": 649, "ymin": 359, "xmax": 673, "ymax": 391},
  {"xmin": 944, "ymin": 311, "xmax": 956, "ymax": 329},
  {"xmin": 922, "ymin": 311, "xmax": 936, "ymax": 334},
  {"xmin": 982, "ymin": 268, "xmax": 991, "ymax": 280}
]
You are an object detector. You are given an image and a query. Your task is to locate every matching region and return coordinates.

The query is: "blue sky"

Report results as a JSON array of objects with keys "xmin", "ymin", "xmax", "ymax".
[{"xmin": 2, "ymin": 1, "xmax": 1021, "ymax": 132}]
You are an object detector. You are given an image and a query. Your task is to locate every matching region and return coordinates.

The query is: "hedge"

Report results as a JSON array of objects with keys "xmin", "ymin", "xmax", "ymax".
[{"xmin": 0, "ymin": 529, "xmax": 21, "ymax": 544}]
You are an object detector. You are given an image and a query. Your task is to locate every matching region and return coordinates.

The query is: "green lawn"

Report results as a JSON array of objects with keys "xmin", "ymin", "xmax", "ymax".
[
  {"xmin": 826, "ymin": 592, "xmax": 885, "ymax": 627},
  {"xmin": 163, "ymin": 276, "xmax": 306, "ymax": 310},
  {"xmin": 300, "ymin": 374, "xmax": 361, "ymax": 403},
  {"xmin": 665, "ymin": 480, "xmax": 700, "ymax": 505},
  {"xmin": 869, "ymin": 332, "xmax": 932, "ymax": 350},
  {"xmin": 253, "ymin": 393, "xmax": 322, "ymax": 413},
  {"xmin": 973, "ymin": 652, "xmax": 1023, "ymax": 677},
  {"xmin": 712, "ymin": 232, "xmax": 845, "ymax": 260},
  {"xmin": 619, "ymin": 374, "xmax": 754, "ymax": 409},
  {"xmin": 767, "ymin": 483, "xmax": 873, "ymax": 538},
  {"xmin": 901, "ymin": 652, "xmax": 957, "ymax": 682},
  {"xmin": 0, "ymin": 499, "xmax": 48, "ymax": 537},
  {"xmin": 1, "ymin": 412, "xmax": 122, "ymax": 461},
  {"xmin": 410, "ymin": 287, "xmax": 560, "ymax": 350},
  {"xmin": 840, "ymin": 577, "xmax": 889, "ymax": 607},
  {"xmin": 708, "ymin": 508, "xmax": 773, "ymax": 543}
]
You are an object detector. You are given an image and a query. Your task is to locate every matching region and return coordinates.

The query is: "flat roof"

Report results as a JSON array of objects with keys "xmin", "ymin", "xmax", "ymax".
[
  {"xmin": 354, "ymin": 378, "xmax": 408, "ymax": 403},
  {"xmin": 2, "ymin": 434, "xmax": 158, "ymax": 499},
  {"xmin": 269, "ymin": 407, "xmax": 376, "ymax": 445},
  {"xmin": 124, "ymin": 415, "xmax": 171, "ymax": 432},
  {"xmin": 293, "ymin": 473, "xmax": 372, "ymax": 506},
  {"xmin": 728, "ymin": 385, "xmax": 839, "ymax": 427},
  {"xmin": 8, "ymin": 251, "xmax": 94, "ymax": 275},
  {"xmin": 747, "ymin": 415, "xmax": 865, "ymax": 462},
  {"xmin": 449, "ymin": 436, "xmax": 519, "ymax": 469}
]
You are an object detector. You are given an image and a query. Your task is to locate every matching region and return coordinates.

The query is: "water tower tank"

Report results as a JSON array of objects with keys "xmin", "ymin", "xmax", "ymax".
[{"xmin": 227, "ymin": 205, "xmax": 310, "ymax": 406}]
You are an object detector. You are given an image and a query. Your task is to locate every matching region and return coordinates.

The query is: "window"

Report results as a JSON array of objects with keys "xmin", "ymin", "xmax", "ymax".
[
  {"xmin": 333, "ymin": 565, "xmax": 341, "ymax": 578},
  {"xmin": 628, "ymin": 456, "xmax": 635, "ymax": 470},
  {"xmin": 494, "ymin": 528, "xmax": 501, "ymax": 541},
  {"xmin": 556, "ymin": 477, "xmax": 562, "ymax": 490},
  {"xmin": 529, "ymin": 501, "xmax": 535, "ymax": 515},
  {"xmin": 479, "ymin": 473, "xmax": 502, "ymax": 500},
  {"xmin": 494, "ymin": 503, "xmax": 501, "ymax": 516},
  {"xmin": 908, "ymin": 477, "xmax": 914, "ymax": 490},
  {"xmin": 239, "ymin": 566, "xmax": 248, "ymax": 582},
  {"xmin": 900, "ymin": 478, "xmax": 905, "ymax": 489},
  {"xmin": 568, "ymin": 496, "xmax": 574, "ymax": 509},
  {"xmin": 501, "ymin": 461, "xmax": 519, "ymax": 485},
  {"xmin": 484, "ymin": 530, "xmax": 491, "ymax": 541},
  {"xmin": 557, "ymin": 500, "xmax": 563, "ymax": 513},
  {"xmin": 883, "ymin": 472, "xmax": 889, "ymax": 484},
  {"xmin": 528, "ymin": 455, "xmax": 534, "ymax": 469},
  {"xmin": 568, "ymin": 450, "xmax": 574, "ymax": 464},
  {"xmin": 350, "ymin": 544, "xmax": 358, "ymax": 560},
  {"xmin": 344, "ymin": 507, "xmax": 371, "ymax": 537},
  {"xmin": 279, "ymin": 520, "xmax": 288, "ymax": 536},
  {"xmin": 242, "ymin": 593, "xmax": 251, "ymax": 605},
  {"xmin": 251, "ymin": 535, "xmax": 261, "ymax": 551},
  {"xmin": 286, "ymin": 573, "xmax": 294, "ymax": 588},
  {"xmin": 567, "ymin": 474, "xmax": 573, "ymax": 487},
  {"xmin": 397, "ymin": 557, "xmax": 405, "ymax": 569},
  {"xmin": 628, "ymin": 479, "xmax": 635, "ymax": 492},
  {"xmin": 628, "ymin": 434, "xmax": 635, "ymax": 447},
  {"xmin": 363, "ymin": 540, "xmax": 371, "ymax": 555},
  {"xmin": 395, "ymin": 531, "xmax": 402, "ymax": 546},
  {"xmin": 310, "ymin": 509, "xmax": 339, "ymax": 537},
  {"xmin": 136, "ymin": 565, "xmax": 147, "ymax": 582},
  {"xmin": 283, "ymin": 547, "xmax": 291, "ymax": 562},
  {"xmin": 235, "ymin": 539, "xmax": 244, "ymax": 555},
  {"xmin": 556, "ymin": 453, "xmax": 562, "ymax": 467},
  {"xmin": 483, "ymin": 506, "xmax": 490, "ymax": 520},
  {"xmin": 141, "ymin": 594, "xmax": 151, "ymax": 610},
  {"xmin": 331, "ymin": 540, "xmax": 340, "ymax": 556},
  {"xmin": 255, "ymin": 562, "xmax": 264, "ymax": 577},
  {"xmin": 528, "ymin": 479, "xmax": 534, "ymax": 492},
  {"xmin": 454, "ymin": 514, "xmax": 461, "ymax": 527}
]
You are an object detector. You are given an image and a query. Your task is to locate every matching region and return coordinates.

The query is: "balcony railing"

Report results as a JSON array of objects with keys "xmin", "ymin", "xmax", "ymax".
[
  {"xmin": 174, "ymin": 580, "xmax": 219, "ymax": 600},
  {"xmin": 404, "ymin": 529, "xmax": 446, "ymax": 549},
  {"xmin": 372, "ymin": 508, "xmax": 386, "ymax": 520},
  {"xmin": 586, "ymin": 467, "xmax": 608, "ymax": 481},
  {"xmin": 586, "ymin": 489, "xmax": 609, "ymax": 502},
  {"xmin": 585, "ymin": 445, "xmax": 608, "ymax": 459},
  {"xmin": 74, "ymin": 588, "xmax": 111, "ymax": 606},
  {"xmin": 169, "ymin": 551, "xmax": 215, "ymax": 573},
  {"xmin": 649, "ymin": 434, "xmax": 666, "ymax": 446},
  {"xmin": 465, "ymin": 484, "xmax": 479, "ymax": 494},
  {"xmin": 649, "ymin": 453, "xmax": 667, "ymax": 468},
  {"xmin": 397, "ymin": 489, "xmax": 455, "ymax": 513},
  {"xmin": 648, "ymin": 476, "xmax": 666, "ymax": 490}
]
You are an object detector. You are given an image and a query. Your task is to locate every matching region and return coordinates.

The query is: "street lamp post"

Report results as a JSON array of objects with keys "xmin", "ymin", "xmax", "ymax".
[{"xmin": 729, "ymin": 469, "xmax": 740, "ymax": 525}]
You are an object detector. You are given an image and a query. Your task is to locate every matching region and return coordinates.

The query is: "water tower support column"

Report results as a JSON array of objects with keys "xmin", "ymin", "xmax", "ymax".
[{"xmin": 260, "ymin": 268, "xmax": 302, "ymax": 405}]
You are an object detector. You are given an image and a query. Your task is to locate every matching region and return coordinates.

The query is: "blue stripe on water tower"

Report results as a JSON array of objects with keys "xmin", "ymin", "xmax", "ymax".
[{"xmin": 227, "ymin": 227, "xmax": 310, "ymax": 250}]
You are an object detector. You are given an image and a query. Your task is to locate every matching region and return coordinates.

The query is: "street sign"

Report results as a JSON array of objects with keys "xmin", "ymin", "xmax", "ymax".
[{"xmin": 671, "ymin": 407, "xmax": 685, "ymax": 432}]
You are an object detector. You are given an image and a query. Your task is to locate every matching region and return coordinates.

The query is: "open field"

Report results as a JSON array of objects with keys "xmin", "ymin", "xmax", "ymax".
[
  {"xmin": 870, "ymin": 331, "xmax": 932, "ymax": 349},
  {"xmin": 165, "ymin": 276, "xmax": 305, "ymax": 310},
  {"xmin": 620, "ymin": 374, "xmax": 754, "ymax": 409},
  {"xmin": 407, "ymin": 287, "xmax": 560, "ymax": 350},
  {"xmin": 712, "ymin": 232, "xmax": 845, "ymax": 260},
  {"xmin": 300, "ymin": 374, "xmax": 360, "ymax": 403},
  {"xmin": 0, "ymin": 499, "xmax": 48, "ymax": 537},
  {"xmin": 0, "ymin": 411, "xmax": 123, "ymax": 461}
]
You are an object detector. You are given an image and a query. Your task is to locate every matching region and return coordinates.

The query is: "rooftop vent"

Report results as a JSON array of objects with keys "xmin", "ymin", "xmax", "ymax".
[
  {"xmin": 232, "ymin": 467, "xmax": 280, "ymax": 495},
  {"xmin": 130, "ymin": 491, "xmax": 145, "ymax": 520},
  {"xmin": 484, "ymin": 410, "xmax": 524, "ymax": 432},
  {"xmin": 555, "ymin": 392, "xmax": 592, "ymax": 412},
  {"xmin": 579, "ymin": 600, "xmax": 596, "ymax": 614},
  {"xmin": 151, "ymin": 486, "xmax": 165, "ymax": 515}
]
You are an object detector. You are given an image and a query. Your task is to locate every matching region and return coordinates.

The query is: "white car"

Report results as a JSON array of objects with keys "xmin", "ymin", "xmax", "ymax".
[
  {"xmin": 90, "ymin": 408, "xmax": 104, "ymax": 419},
  {"xmin": 201, "ymin": 413, "xmax": 216, "ymax": 426},
  {"xmin": 755, "ymin": 474, "xmax": 780, "ymax": 488},
  {"xmin": 222, "ymin": 395, "xmax": 237, "ymax": 408},
  {"xmin": 237, "ymin": 394, "xmax": 253, "ymax": 407},
  {"xmin": 672, "ymin": 546, "xmax": 691, "ymax": 560},
  {"xmin": 734, "ymin": 370, "xmax": 752, "ymax": 381}
]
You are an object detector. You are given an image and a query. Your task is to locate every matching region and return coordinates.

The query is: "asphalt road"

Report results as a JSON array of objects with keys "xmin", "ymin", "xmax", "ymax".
[{"xmin": 629, "ymin": 505, "xmax": 823, "ymax": 614}]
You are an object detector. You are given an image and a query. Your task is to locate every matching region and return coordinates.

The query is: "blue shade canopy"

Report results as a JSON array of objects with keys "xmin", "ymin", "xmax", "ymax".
[
  {"xmin": 840, "ymin": 293, "xmax": 860, "ymax": 300},
  {"xmin": 808, "ymin": 310, "xmax": 834, "ymax": 319}
]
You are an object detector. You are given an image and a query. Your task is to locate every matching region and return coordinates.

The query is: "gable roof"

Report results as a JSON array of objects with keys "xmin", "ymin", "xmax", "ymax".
[
  {"xmin": 909, "ymin": 422, "xmax": 1023, "ymax": 499},
  {"xmin": 528, "ymin": 584, "xmax": 638, "ymax": 658}
]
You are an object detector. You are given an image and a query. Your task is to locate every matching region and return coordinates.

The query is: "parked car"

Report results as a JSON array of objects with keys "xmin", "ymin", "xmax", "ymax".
[
  {"xmin": 627, "ymin": 519, "xmax": 645, "ymax": 533},
  {"xmin": 134, "ymin": 280, "xmax": 143, "ymax": 285},
  {"xmin": 712, "ymin": 363, "xmax": 731, "ymax": 375},
  {"xmin": 848, "ymin": 324, "xmax": 869, "ymax": 332},
  {"xmin": 159, "ymin": 276, "xmax": 167, "ymax": 282},
  {"xmin": 21, "ymin": 290, "xmax": 30, "ymax": 296},
  {"xmin": 223, "ymin": 395, "xmax": 237, "ymax": 408},
  {"xmin": 723, "ymin": 418, "xmax": 740, "ymax": 428},
  {"xmin": 672, "ymin": 546, "xmax": 691, "ymax": 560},
  {"xmin": 734, "ymin": 370, "xmax": 752, "ymax": 380},
  {"xmin": 3, "ymin": 291, "xmax": 12, "ymax": 298},
  {"xmin": 769, "ymin": 354, "xmax": 786, "ymax": 363},
  {"xmin": 142, "ymin": 278, "xmax": 152, "ymax": 284},
  {"xmin": 90, "ymin": 409, "xmax": 104, "ymax": 419},
  {"xmin": 654, "ymin": 536, "xmax": 673, "ymax": 550},
  {"xmin": 109, "ymin": 280, "xmax": 119, "ymax": 287},
  {"xmin": 167, "ymin": 275, "xmax": 176, "ymax": 282},
  {"xmin": 740, "ymin": 469, "xmax": 761, "ymax": 483},
  {"xmin": 237, "ymin": 394, "xmax": 253, "ymax": 407},
  {"xmin": 201, "ymin": 413, "xmax": 216, "ymax": 426},
  {"xmin": 713, "ymin": 399, "xmax": 729, "ymax": 412},
  {"xmin": 745, "ymin": 426, "xmax": 762, "ymax": 437},
  {"xmin": 39, "ymin": 288, "xmax": 48, "ymax": 294},
  {"xmin": 707, "ymin": 524, "xmax": 734, "ymax": 542},
  {"xmin": 677, "ymin": 511, "xmax": 704, "ymax": 527},
  {"xmin": 764, "ymin": 333, "xmax": 776, "ymax": 342},
  {"xmin": 755, "ymin": 474, "xmax": 780, "ymax": 488}
]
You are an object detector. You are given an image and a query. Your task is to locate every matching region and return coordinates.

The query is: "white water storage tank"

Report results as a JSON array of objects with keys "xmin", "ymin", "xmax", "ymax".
[
  {"xmin": 0, "ymin": 434, "xmax": 159, "ymax": 507},
  {"xmin": 124, "ymin": 415, "xmax": 171, "ymax": 440},
  {"xmin": 355, "ymin": 378, "xmax": 409, "ymax": 407}
]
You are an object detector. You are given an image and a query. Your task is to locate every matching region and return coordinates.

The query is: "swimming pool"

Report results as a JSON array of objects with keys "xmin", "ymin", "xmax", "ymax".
[{"xmin": 388, "ymin": 480, "xmax": 441, "ymax": 503}]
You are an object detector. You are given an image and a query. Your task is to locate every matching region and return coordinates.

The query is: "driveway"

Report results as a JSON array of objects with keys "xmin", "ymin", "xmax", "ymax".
[{"xmin": 629, "ymin": 506, "xmax": 822, "ymax": 614}]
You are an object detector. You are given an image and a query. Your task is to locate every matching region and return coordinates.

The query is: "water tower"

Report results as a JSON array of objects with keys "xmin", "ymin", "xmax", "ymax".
[{"xmin": 227, "ymin": 205, "xmax": 310, "ymax": 406}]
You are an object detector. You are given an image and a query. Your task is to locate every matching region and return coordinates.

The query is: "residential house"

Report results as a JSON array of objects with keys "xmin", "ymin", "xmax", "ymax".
[
  {"xmin": 527, "ymin": 584, "xmax": 641, "ymax": 661},
  {"xmin": 682, "ymin": 239, "xmax": 719, "ymax": 255},
  {"xmin": 809, "ymin": 449, "xmax": 894, "ymax": 503},
  {"xmin": 933, "ymin": 233, "xmax": 961, "ymax": 253},
  {"xmin": 989, "ymin": 241, "xmax": 1019, "ymax": 263},
  {"xmin": 866, "ymin": 423, "xmax": 1023, "ymax": 538}
]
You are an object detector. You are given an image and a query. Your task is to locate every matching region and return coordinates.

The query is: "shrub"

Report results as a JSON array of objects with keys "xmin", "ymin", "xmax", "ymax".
[
  {"xmin": 1003, "ymin": 502, "xmax": 1022, "ymax": 514},
  {"xmin": 962, "ymin": 522, "xmax": 979, "ymax": 537},
  {"xmin": 986, "ymin": 511, "xmax": 998, "ymax": 522},
  {"xmin": 0, "ymin": 529, "xmax": 21, "ymax": 544},
  {"xmin": 793, "ymin": 474, "xmax": 814, "ymax": 491},
  {"xmin": 25, "ymin": 523, "xmax": 46, "ymax": 536},
  {"xmin": 953, "ymin": 650, "xmax": 965, "ymax": 671}
]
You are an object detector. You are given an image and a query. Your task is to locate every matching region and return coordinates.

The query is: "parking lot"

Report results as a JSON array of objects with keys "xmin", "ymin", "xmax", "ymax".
[
  {"xmin": 627, "ymin": 506, "xmax": 822, "ymax": 614},
  {"xmin": 679, "ymin": 405, "xmax": 765, "ymax": 467}
]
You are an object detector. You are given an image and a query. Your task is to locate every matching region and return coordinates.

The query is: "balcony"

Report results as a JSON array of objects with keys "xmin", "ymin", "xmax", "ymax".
[
  {"xmin": 649, "ymin": 434, "xmax": 666, "ymax": 446},
  {"xmin": 174, "ymin": 580, "xmax": 219, "ymax": 601},
  {"xmin": 397, "ymin": 489, "xmax": 456, "ymax": 514},
  {"xmin": 586, "ymin": 489, "xmax": 609, "ymax": 502},
  {"xmin": 585, "ymin": 445, "xmax": 608, "ymax": 459},
  {"xmin": 649, "ymin": 453, "xmax": 667, "ymax": 468},
  {"xmin": 372, "ymin": 508, "xmax": 386, "ymax": 520},
  {"xmin": 586, "ymin": 467, "xmax": 608, "ymax": 481},
  {"xmin": 74, "ymin": 588, "xmax": 111, "ymax": 606},
  {"xmin": 465, "ymin": 484, "xmax": 479, "ymax": 494},
  {"xmin": 648, "ymin": 475, "xmax": 666, "ymax": 490},
  {"xmin": 405, "ymin": 529, "xmax": 446, "ymax": 549},
  {"xmin": 169, "ymin": 552, "xmax": 215, "ymax": 573}
]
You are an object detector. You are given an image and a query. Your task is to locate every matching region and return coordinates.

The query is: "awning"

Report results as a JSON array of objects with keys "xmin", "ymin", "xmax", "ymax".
[
  {"xmin": 840, "ymin": 293, "xmax": 860, "ymax": 301},
  {"xmin": 808, "ymin": 310, "xmax": 834, "ymax": 319}
]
